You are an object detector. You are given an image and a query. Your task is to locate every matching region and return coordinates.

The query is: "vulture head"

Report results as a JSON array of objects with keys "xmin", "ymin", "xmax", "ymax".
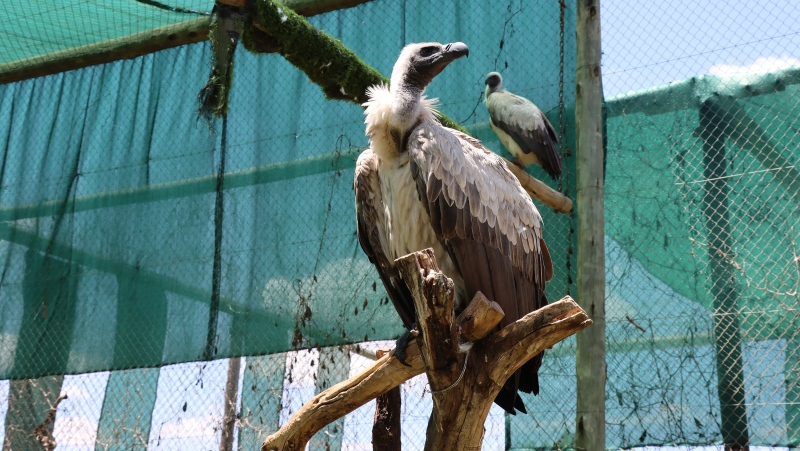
[
  {"xmin": 484, "ymin": 71, "xmax": 503, "ymax": 96},
  {"xmin": 390, "ymin": 42, "xmax": 470, "ymax": 94}
]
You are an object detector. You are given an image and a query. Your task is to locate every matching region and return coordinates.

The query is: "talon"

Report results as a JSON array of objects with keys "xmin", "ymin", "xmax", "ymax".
[{"xmin": 394, "ymin": 326, "xmax": 418, "ymax": 366}]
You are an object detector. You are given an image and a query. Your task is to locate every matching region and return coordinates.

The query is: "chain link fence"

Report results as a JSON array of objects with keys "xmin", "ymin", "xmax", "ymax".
[
  {"xmin": 603, "ymin": 0, "xmax": 800, "ymax": 449},
  {"xmin": 0, "ymin": 0, "xmax": 797, "ymax": 449}
]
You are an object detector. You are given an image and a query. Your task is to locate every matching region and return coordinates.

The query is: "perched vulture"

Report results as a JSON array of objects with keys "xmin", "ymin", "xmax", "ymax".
[
  {"xmin": 354, "ymin": 42, "xmax": 554, "ymax": 414},
  {"xmin": 484, "ymin": 72, "xmax": 562, "ymax": 178}
]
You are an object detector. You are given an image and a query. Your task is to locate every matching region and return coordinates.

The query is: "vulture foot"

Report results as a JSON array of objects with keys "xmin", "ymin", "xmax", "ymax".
[{"xmin": 393, "ymin": 326, "xmax": 419, "ymax": 366}]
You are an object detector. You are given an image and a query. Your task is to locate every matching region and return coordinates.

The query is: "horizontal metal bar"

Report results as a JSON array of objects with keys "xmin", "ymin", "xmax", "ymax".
[
  {"xmin": 546, "ymin": 332, "xmax": 714, "ymax": 358},
  {"xmin": 605, "ymin": 66, "xmax": 800, "ymax": 118}
]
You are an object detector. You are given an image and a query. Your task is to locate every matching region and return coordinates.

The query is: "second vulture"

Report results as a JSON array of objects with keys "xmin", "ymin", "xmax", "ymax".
[
  {"xmin": 354, "ymin": 42, "xmax": 554, "ymax": 414},
  {"xmin": 485, "ymin": 71, "xmax": 562, "ymax": 178}
]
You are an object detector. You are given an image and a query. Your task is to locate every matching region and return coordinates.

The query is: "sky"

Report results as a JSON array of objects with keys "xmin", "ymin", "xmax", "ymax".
[
  {"xmin": 601, "ymin": 0, "xmax": 800, "ymax": 97},
  {"xmin": 1, "ymin": 0, "xmax": 799, "ymax": 450}
]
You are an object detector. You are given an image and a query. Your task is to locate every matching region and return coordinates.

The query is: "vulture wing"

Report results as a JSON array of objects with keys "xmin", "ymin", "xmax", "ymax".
[
  {"xmin": 487, "ymin": 90, "xmax": 562, "ymax": 178},
  {"xmin": 407, "ymin": 122, "xmax": 553, "ymax": 413},
  {"xmin": 354, "ymin": 149, "xmax": 416, "ymax": 330}
]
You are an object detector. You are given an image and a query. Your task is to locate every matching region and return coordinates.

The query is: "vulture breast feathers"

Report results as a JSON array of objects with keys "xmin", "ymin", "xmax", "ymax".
[{"xmin": 354, "ymin": 148, "xmax": 416, "ymax": 330}]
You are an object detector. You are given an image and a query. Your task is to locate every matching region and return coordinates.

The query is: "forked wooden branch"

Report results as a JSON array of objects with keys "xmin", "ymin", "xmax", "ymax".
[
  {"xmin": 260, "ymin": 286, "xmax": 502, "ymax": 451},
  {"xmin": 260, "ymin": 250, "xmax": 590, "ymax": 451},
  {"xmin": 396, "ymin": 249, "xmax": 590, "ymax": 450}
]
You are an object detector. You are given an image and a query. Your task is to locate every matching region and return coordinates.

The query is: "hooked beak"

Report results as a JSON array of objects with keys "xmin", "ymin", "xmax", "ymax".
[{"xmin": 442, "ymin": 42, "xmax": 470, "ymax": 60}]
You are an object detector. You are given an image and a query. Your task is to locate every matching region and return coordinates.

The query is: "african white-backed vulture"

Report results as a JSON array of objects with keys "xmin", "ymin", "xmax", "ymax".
[
  {"xmin": 485, "ymin": 71, "xmax": 562, "ymax": 178},
  {"xmin": 354, "ymin": 42, "xmax": 553, "ymax": 414}
]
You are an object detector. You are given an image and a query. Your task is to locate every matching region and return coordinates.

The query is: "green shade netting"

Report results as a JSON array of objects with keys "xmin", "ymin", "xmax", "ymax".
[
  {"xmin": 0, "ymin": 1, "xmax": 210, "ymax": 68},
  {"xmin": 0, "ymin": 0, "xmax": 575, "ymax": 378}
]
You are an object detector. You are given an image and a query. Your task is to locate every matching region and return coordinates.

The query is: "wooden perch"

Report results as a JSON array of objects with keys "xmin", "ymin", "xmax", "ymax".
[
  {"xmin": 397, "ymin": 249, "xmax": 589, "ymax": 449},
  {"xmin": 261, "ymin": 282, "xmax": 504, "ymax": 451},
  {"xmin": 261, "ymin": 249, "xmax": 590, "ymax": 451},
  {"xmin": 372, "ymin": 350, "xmax": 401, "ymax": 451},
  {"xmin": 506, "ymin": 162, "xmax": 573, "ymax": 213}
]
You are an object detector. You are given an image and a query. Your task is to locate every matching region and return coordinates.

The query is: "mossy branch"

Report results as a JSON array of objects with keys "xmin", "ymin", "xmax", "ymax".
[{"xmin": 242, "ymin": 0, "xmax": 467, "ymax": 132}]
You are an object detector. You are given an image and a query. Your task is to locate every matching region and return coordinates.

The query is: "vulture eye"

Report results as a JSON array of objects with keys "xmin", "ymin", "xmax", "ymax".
[{"xmin": 419, "ymin": 46, "xmax": 437, "ymax": 57}]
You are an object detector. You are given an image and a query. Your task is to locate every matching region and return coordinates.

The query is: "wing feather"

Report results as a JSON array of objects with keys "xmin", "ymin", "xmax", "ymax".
[
  {"xmin": 487, "ymin": 90, "xmax": 562, "ymax": 178},
  {"xmin": 406, "ymin": 122, "xmax": 553, "ymax": 411},
  {"xmin": 354, "ymin": 149, "xmax": 416, "ymax": 330},
  {"xmin": 406, "ymin": 122, "xmax": 551, "ymax": 318}
]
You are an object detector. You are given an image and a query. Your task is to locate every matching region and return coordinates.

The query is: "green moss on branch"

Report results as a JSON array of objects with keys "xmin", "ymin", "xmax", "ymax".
[{"xmin": 245, "ymin": 0, "xmax": 385, "ymax": 104}]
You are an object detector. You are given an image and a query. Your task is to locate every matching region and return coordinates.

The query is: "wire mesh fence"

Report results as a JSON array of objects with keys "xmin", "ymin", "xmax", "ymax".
[
  {"xmin": 602, "ymin": 0, "xmax": 800, "ymax": 448},
  {"xmin": 0, "ymin": 0, "xmax": 797, "ymax": 449}
]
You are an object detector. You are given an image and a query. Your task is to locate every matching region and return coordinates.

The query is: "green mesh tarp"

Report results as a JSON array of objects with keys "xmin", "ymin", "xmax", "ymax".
[
  {"xmin": 0, "ymin": 0, "xmax": 574, "ymax": 378},
  {"xmin": 0, "ymin": 1, "xmax": 209, "ymax": 68},
  {"xmin": 0, "ymin": 0, "xmax": 575, "ymax": 376}
]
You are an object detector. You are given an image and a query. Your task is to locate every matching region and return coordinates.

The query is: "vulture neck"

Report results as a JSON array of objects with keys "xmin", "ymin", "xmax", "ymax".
[
  {"xmin": 485, "ymin": 85, "xmax": 503, "ymax": 99},
  {"xmin": 390, "ymin": 83, "xmax": 426, "ymax": 137},
  {"xmin": 363, "ymin": 78, "xmax": 437, "ymax": 163}
]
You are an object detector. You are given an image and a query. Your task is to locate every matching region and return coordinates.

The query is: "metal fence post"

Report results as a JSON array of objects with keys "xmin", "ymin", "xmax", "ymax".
[
  {"xmin": 786, "ymin": 334, "xmax": 800, "ymax": 446},
  {"xmin": 698, "ymin": 99, "xmax": 750, "ymax": 451}
]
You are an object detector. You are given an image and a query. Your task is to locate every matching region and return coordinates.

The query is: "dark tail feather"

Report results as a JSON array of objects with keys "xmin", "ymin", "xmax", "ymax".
[
  {"xmin": 494, "ymin": 384, "xmax": 528, "ymax": 415},
  {"xmin": 198, "ymin": 4, "xmax": 246, "ymax": 120},
  {"xmin": 493, "ymin": 354, "xmax": 543, "ymax": 414},
  {"xmin": 518, "ymin": 355, "xmax": 542, "ymax": 395}
]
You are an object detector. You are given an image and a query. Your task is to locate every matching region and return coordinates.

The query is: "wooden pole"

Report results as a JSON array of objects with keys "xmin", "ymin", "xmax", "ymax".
[
  {"xmin": 0, "ymin": 18, "xmax": 211, "ymax": 86},
  {"xmin": 575, "ymin": 0, "xmax": 606, "ymax": 450},
  {"xmin": 371, "ymin": 350, "xmax": 401, "ymax": 451},
  {"xmin": 219, "ymin": 357, "xmax": 242, "ymax": 451},
  {"xmin": 698, "ymin": 101, "xmax": 750, "ymax": 451}
]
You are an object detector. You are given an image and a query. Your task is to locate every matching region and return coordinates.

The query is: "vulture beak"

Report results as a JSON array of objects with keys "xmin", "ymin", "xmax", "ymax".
[
  {"xmin": 442, "ymin": 42, "xmax": 470, "ymax": 60},
  {"xmin": 425, "ymin": 42, "xmax": 469, "ymax": 78}
]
